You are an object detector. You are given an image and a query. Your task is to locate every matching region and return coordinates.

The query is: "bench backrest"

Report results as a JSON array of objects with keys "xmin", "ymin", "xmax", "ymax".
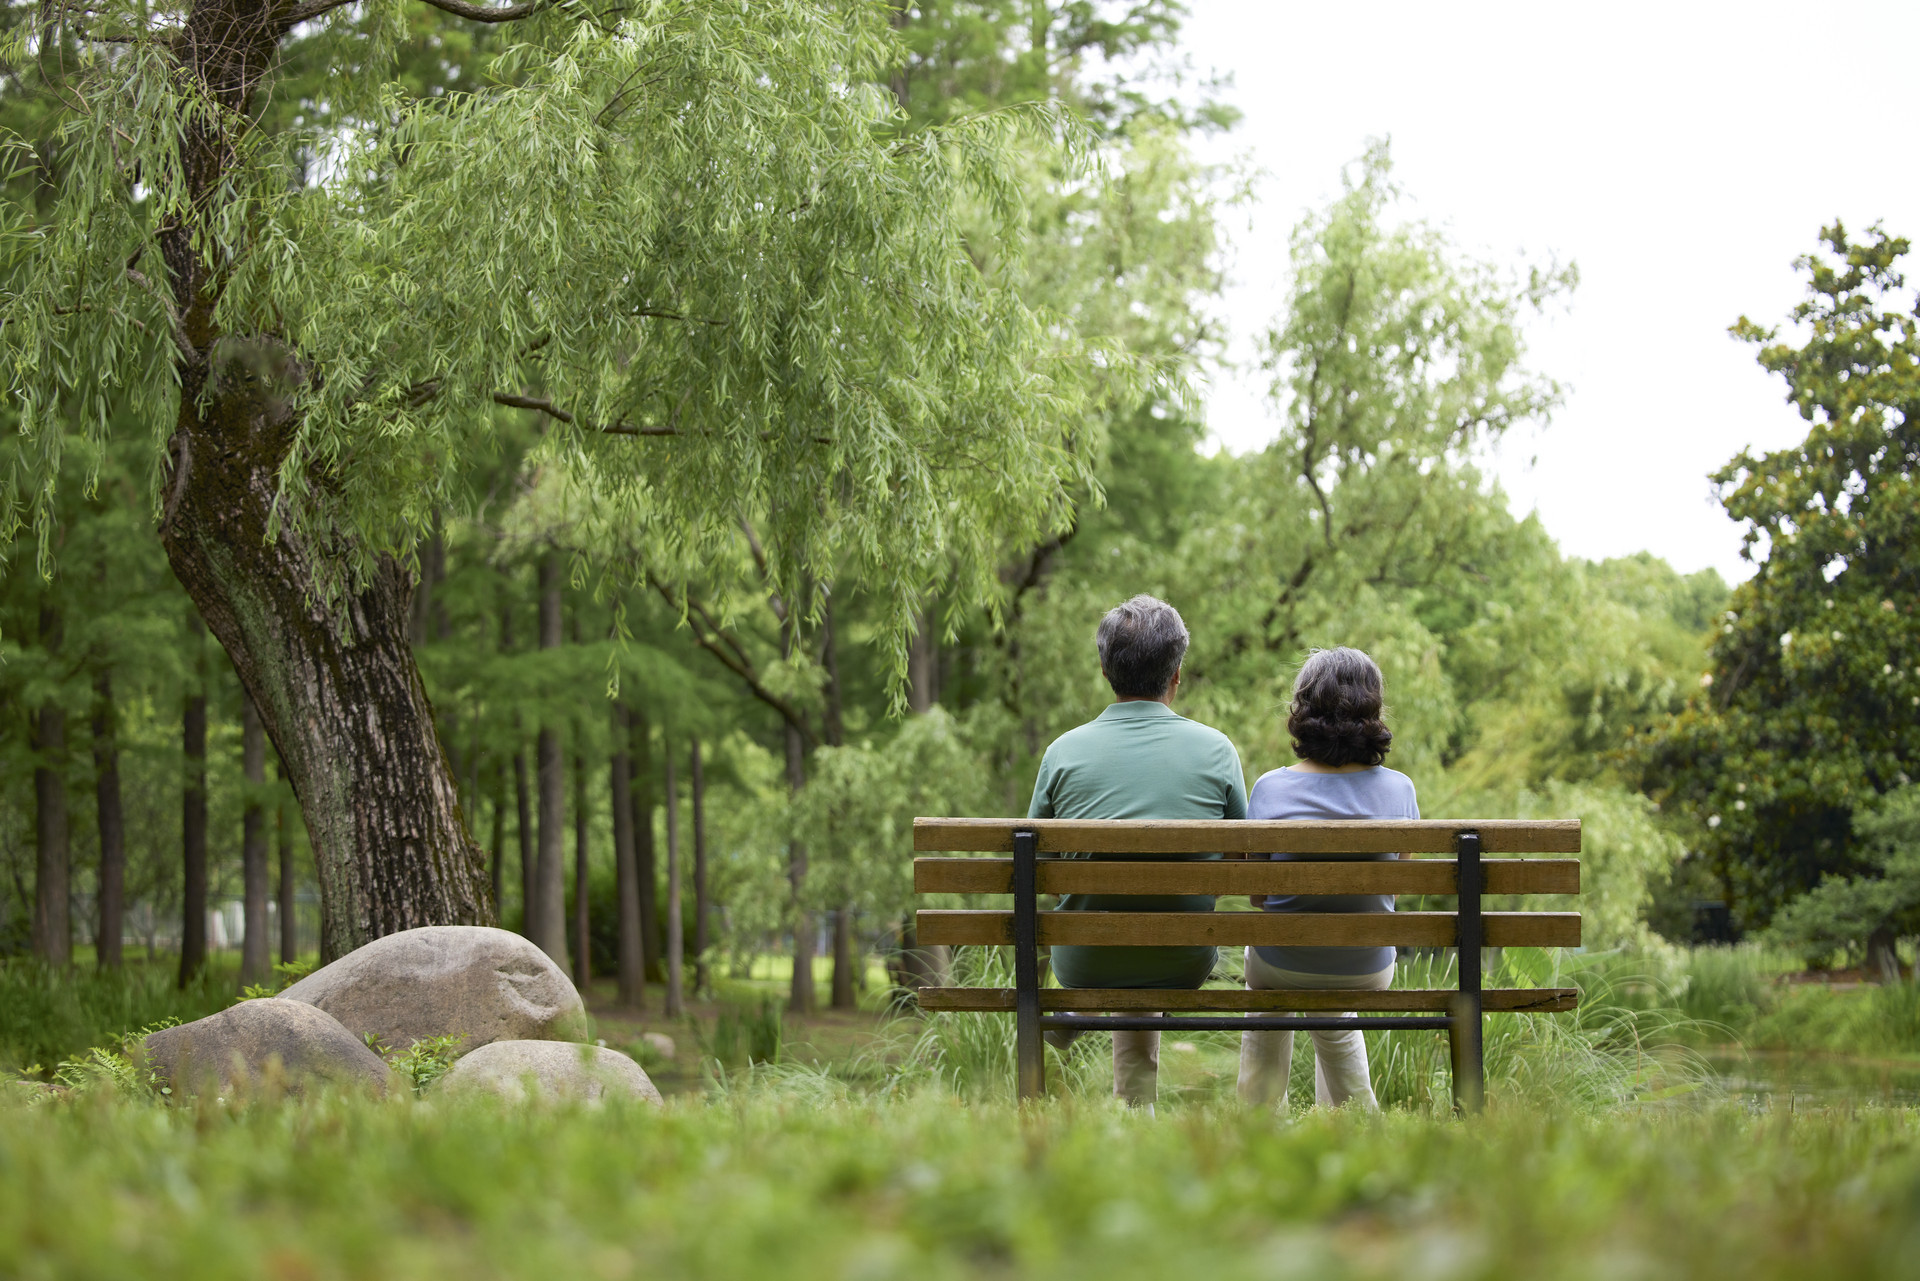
[{"xmin": 913, "ymin": 818, "xmax": 1582, "ymax": 951}]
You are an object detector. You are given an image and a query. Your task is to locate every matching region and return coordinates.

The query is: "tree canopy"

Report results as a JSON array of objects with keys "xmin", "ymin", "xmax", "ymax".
[{"xmin": 1643, "ymin": 224, "xmax": 1920, "ymax": 933}]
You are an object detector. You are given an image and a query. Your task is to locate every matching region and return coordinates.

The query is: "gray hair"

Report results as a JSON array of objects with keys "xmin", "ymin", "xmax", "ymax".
[{"xmin": 1096, "ymin": 595, "xmax": 1189, "ymax": 698}]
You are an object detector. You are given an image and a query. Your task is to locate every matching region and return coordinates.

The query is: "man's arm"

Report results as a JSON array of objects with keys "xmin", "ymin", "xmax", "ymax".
[
  {"xmin": 1026, "ymin": 751, "xmax": 1055, "ymax": 820},
  {"xmin": 1222, "ymin": 743, "xmax": 1249, "ymax": 820}
]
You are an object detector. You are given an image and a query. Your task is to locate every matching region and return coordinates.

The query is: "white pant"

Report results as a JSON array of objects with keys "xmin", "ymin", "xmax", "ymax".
[
  {"xmin": 1046, "ymin": 1015, "xmax": 1162, "ymax": 1108},
  {"xmin": 1237, "ymin": 950, "xmax": 1394, "ymax": 1111}
]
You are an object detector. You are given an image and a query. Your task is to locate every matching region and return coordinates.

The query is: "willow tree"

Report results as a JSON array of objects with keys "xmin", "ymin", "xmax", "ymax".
[{"xmin": 1, "ymin": 0, "xmax": 1089, "ymax": 958}]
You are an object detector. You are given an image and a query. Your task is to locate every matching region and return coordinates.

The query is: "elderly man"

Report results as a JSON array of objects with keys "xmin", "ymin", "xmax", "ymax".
[{"xmin": 1027, "ymin": 594, "xmax": 1247, "ymax": 1109}]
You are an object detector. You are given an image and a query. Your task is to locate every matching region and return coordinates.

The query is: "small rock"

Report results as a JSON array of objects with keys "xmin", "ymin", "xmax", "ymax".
[
  {"xmin": 281, "ymin": 925, "xmax": 587, "ymax": 1056},
  {"xmin": 143, "ymin": 999, "xmax": 391, "ymax": 1098},
  {"xmin": 641, "ymin": 1032, "xmax": 677, "ymax": 1060},
  {"xmin": 436, "ymin": 1040, "xmax": 662, "ymax": 1104}
]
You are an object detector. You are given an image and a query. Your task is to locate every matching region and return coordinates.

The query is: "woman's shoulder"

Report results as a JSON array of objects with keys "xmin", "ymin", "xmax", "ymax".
[
  {"xmin": 1252, "ymin": 764, "xmax": 1417, "ymax": 796},
  {"xmin": 1249, "ymin": 766, "xmax": 1301, "ymax": 793}
]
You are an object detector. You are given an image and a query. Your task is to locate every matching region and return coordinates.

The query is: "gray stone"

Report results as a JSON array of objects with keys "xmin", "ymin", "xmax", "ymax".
[
  {"xmin": 142, "ymin": 999, "xmax": 391, "ymax": 1097},
  {"xmin": 641, "ymin": 1032, "xmax": 677, "ymax": 1060},
  {"xmin": 281, "ymin": 925, "xmax": 587, "ymax": 1056},
  {"xmin": 436, "ymin": 1040, "xmax": 663, "ymax": 1104}
]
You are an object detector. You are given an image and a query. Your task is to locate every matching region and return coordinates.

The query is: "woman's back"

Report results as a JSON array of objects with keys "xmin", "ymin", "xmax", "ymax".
[{"xmin": 1247, "ymin": 765, "xmax": 1419, "ymax": 976}]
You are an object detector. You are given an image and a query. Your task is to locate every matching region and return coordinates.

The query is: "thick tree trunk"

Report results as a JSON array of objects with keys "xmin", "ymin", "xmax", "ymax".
[
  {"xmin": 240, "ymin": 694, "xmax": 270, "ymax": 989},
  {"xmin": 179, "ymin": 685, "xmax": 208, "ymax": 985},
  {"xmin": 277, "ymin": 761, "xmax": 296, "ymax": 964},
  {"xmin": 32, "ymin": 604, "xmax": 70, "ymax": 967},
  {"xmin": 92, "ymin": 670, "xmax": 125, "ymax": 971},
  {"xmin": 160, "ymin": 433, "xmax": 490, "ymax": 960},
  {"xmin": 664, "ymin": 742, "xmax": 684, "ymax": 1018},
  {"xmin": 530, "ymin": 556, "xmax": 569, "ymax": 968},
  {"xmin": 611, "ymin": 703, "xmax": 644, "ymax": 1007},
  {"xmin": 632, "ymin": 706, "xmax": 662, "ymax": 982},
  {"xmin": 785, "ymin": 721, "xmax": 814, "ymax": 1014},
  {"xmin": 831, "ymin": 907, "xmax": 856, "ymax": 1010},
  {"xmin": 573, "ymin": 751, "xmax": 591, "ymax": 992},
  {"xmin": 691, "ymin": 735, "xmax": 709, "ymax": 997},
  {"xmin": 155, "ymin": 0, "xmax": 488, "ymax": 962}
]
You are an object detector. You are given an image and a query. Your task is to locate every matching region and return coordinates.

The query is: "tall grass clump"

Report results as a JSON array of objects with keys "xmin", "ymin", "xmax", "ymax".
[
  {"xmin": 1369, "ymin": 950, "xmax": 1712, "ymax": 1111},
  {"xmin": 700, "ymin": 997, "xmax": 785, "ymax": 1068},
  {"xmin": 1746, "ymin": 978, "xmax": 1920, "ymax": 1055},
  {"xmin": 0, "ymin": 960, "xmax": 238, "ymax": 1074},
  {"xmin": 1671, "ymin": 943, "xmax": 1776, "ymax": 1030},
  {"xmin": 903, "ymin": 946, "xmax": 1113, "ymax": 1100},
  {"xmin": 901, "ymin": 946, "xmax": 1709, "ymax": 1111}
]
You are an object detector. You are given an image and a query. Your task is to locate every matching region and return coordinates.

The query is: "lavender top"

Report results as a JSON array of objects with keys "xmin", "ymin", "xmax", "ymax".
[{"xmin": 1247, "ymin": 765, "xmax": 1419, "ymax": 976}]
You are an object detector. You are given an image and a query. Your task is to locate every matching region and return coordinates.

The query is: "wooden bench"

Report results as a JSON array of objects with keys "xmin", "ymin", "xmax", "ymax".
[{"xmin": 911, "ymin": 818, "xmax": 1582, "ymax": 1110}]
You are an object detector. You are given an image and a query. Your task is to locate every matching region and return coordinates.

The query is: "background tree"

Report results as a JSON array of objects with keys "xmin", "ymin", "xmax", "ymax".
[
  {"xmin": 1766, "ymin": 785, "xmax": 1920, "ymax": 976},
  {"xmin": 1644, "ymin": 224, "xmax": 1920, "ymax": 946},
  {"xmin": 3, "ymin": 0, "xmax": 1100, "ymax": 959}
]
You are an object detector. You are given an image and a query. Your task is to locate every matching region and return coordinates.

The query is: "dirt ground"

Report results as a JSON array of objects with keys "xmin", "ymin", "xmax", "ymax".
[{"xmin": 578, "ymin": 973, "xmax": 901, "ymax": 1095}]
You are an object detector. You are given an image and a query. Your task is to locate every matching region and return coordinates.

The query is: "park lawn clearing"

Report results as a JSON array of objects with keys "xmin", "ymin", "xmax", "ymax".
[{"xmin": 3, "ymin": 1091, "xmax": 1918, "ymax": 1280}]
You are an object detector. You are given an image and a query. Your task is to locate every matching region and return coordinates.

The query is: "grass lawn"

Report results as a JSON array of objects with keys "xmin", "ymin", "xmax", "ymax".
[
  {"xmin": 5, "ymin": 1090, "xmax": 1919, "ymax": 1280},
  {"xmin": 12, "ymin": 947, "xmax": 1920, "ymax": 1278}
]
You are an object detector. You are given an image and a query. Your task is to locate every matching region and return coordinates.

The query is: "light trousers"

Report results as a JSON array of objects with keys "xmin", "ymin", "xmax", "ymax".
[
  {"xmin": 1046, "ymin": 1015, "xmax": 1163, "ymax": 1108},
  {"xmin": 1237, "ymin": 950, "xmax": 1395, "ymax": 1111}
]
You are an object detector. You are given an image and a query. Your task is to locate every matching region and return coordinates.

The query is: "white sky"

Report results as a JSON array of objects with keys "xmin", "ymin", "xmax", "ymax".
[{"xmin": 1176, "ymin": 1, "xmax": 1920, "ymax": 582}]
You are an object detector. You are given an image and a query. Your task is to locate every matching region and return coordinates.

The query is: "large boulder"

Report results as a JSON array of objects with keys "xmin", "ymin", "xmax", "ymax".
[
  {"xmin": 142, "ymin": 999, "xmax": 392, "ymax": 1098},
  {"xmin": 436, "ymin": 1040, "xmax": 662, "ymax": 1104},
  {"xmin": 281, "ymin": 925, "xmax": 587, "ymax": 1056}
]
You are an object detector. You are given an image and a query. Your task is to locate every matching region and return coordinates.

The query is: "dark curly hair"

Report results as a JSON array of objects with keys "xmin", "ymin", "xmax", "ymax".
[{"xmin": 1287, "ymin": 647, "xmax": 1393, "ymax": 767}]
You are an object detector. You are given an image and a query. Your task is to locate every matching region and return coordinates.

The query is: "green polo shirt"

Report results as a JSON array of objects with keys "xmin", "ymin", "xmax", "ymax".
[{"xmin": 1027, "ymin": 700, "xmax": 1248, "ymax": 989}]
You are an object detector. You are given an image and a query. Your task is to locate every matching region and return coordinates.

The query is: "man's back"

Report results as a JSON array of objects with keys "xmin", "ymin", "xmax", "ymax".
[{"xmin": 1029, "ymin": 701, "xmax": 1247, "ymax": 988}]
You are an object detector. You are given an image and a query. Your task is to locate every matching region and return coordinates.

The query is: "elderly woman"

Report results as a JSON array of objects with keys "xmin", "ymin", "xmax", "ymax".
[{"xmin": 1239, "ymin": 646, "xmax": 1417, "ymax": 1111}]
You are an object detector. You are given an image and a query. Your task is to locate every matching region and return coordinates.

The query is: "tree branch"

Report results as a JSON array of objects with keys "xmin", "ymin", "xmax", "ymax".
[
  {"xmin": 291, "ymin": 0, "xmax": 540, "ymax": 22},
  {"xmin": 491, "ymin": 392, "xmax": 677, "ymax": 437},
  {"xmin": 738, "ymin": 518, "xmax": 790, "ymax": 625},
  {"xmin": 651, "ymin": 575, "xmax": 817, "ymax": 745}
]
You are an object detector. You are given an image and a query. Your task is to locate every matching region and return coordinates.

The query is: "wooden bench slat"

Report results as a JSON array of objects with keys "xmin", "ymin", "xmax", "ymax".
[
  {"xmin": 914, "ymin": 987, "xmax": 1580, "ymax": 1013},
  {"xmin": 913, "ymin": 857, "xmax": 1579, "ymax": 896},
  {"xmin": 913, "ymin": 818, "xmax": 1580, "ymax": 855},
  {"xmin": 915, "ymin": 909, "xmax": 1581, "ymax": 949}
]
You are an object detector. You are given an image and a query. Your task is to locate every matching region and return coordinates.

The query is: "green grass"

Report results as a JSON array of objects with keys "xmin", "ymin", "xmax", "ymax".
[
  {"xmin": 5, "ymin": 1088, "xmax": 1920, "ymax": 1279},
  {"xmin": 1653, "ymin": 945, "xmax": 1920, "ymax": 1057},
  {"xmin": 9, "ymin": 950, "xmax": 1920, "ymax": 1277},
  {"xmin": 890, "ymin": 947, "xmax": 1707, "ymax": 1112},
  {"xmin": 0, "ymin": 959, "xmax": 246, "ymax": 1073}
]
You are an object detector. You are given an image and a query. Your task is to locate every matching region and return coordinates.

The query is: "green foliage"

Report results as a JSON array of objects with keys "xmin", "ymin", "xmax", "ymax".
[
  {"xmin": 6, "ymin": 1090, "xmax": 1920, "ymax": 1278},
  {"xmin": 1645, "ymin": 224, "xmax": 1920, "ymax": 925},
  {"xmin": 788, "ymin": 709, "xmax": 987, "ymax": 922},
  {"xmin": 3, "ymin": 0, "xmax": 1108, "ymax": 656},
  {"xmin": 1766, "ymin": 786, "xmax": 1920, "ymax": 963},
  {"xmin": 0, "ymin": 960, "xmax": 235, "ymax": 1074},
  {"xmin": 387, "ymin": 1034, "xmax": 466, "ymax": 1094},
  {"xmin": 1516, "ymin": 782, "xmax": 1686, "ymax": 952}
]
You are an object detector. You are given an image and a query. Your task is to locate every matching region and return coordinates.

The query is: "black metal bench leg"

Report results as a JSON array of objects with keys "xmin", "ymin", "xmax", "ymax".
[
  {"xmin": 1450, "ymin": 829, "xmax": 1485, "ymax": 1114},
  {"xmin": 1013, "ymin": 828, "xmax": 1045, "ymax": 1101}
]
